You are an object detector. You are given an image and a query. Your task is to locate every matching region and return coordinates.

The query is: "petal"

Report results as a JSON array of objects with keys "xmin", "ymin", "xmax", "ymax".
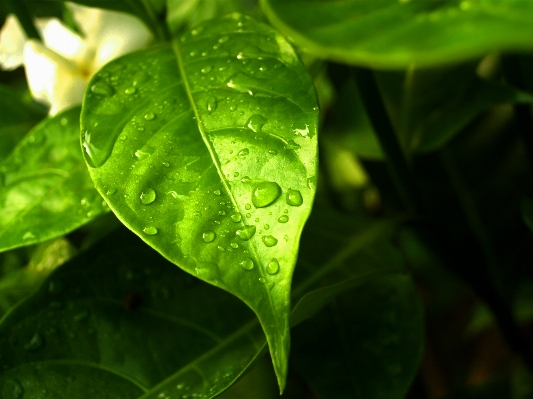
[
  {"xmin": 23, "ymin": 40, "xmax": 86, "ymax": 115},
  {"xmin": 39, "ymin": 19, "xmax": 85, "ymax": 62},
  {"xmin": 0, "ymin": 15, "xmax": 27, "ymax": 70},
  {"xmin": 66, "ymin": 2, "xmax": 152, "ymax": 71}
]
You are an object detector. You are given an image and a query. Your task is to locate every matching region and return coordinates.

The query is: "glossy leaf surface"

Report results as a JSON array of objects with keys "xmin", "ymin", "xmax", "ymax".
[
  {"xmin": 261, "ymin": 0, "xmax": 533, "ymax": 69},
  {"xmin": 81, "ymin": 14, "xmax": 318, "ymax": 388},
  {"xmin": 0, "ymin": 107, "xmax": 108, "ymax": 252}
]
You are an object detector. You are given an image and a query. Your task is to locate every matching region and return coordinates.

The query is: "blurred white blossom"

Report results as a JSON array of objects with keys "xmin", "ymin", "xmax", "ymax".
[{"xmin": 0, "ymin": 3, "xmax": 153, "ymax": 115}]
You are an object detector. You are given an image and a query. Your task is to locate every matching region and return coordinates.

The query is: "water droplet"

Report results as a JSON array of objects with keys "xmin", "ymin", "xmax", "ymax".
[
  {"xmin": 106, "ymin": 188, "xmax": 117, "ymax": 195},
  {"xmin": 286, "ymin": 189, "xmax": 303, "ymax": 206},
  {"xmin": 24, "ymin": 333, "xmax": 43, "ymax": 351},
  {"xmin": 285, "ymin": 139, "xmax": 301, "ymax": 150},
  {"xmin": 91, "ymin": 82, "xmax": 113, "ymax": 96},
  {"xmin": 143, "ymin": 226, "xmax": 158, "ymax": 235},
  {"xmin": 266, "ymin": 259, "xmax": 280, "ymax": 275},
  {"xmin": 218, "ymin": 35, "xmax": 230, "ymax": 43},
  {"xmin": 240, "ymin": 258, "xmax": 254, "ymax": 270},
  {"xmin": 284, "ymin": 234, "xmax": 289, "ymax": 242},
  {"xmin": 264, "ymin": 224, "xmax": 270, "ymax": 230},
  {"xmin": 125, "ymin": 87, "xmax": 137, "ymax": 95},
  {"xmin": 245, "ymin": 203, "xmax": 251, "ymax": 210},
  {"xmin": 241, "ymin": 176, "xmax": 251, "ymax": 183},
  {"xmin": 278, "ymin": 215, "xmax": 289, "ymax": 223},
  {"xmin": 144, "ymin": 111, "xmax": 156, "ymax": 120},
  {"xmin": 140, "ymin": 188, "xmax": 156, "ymax": 205},
  {"xmin": 255, "ymin": 218, "xmax": 260, "ymax": 223},
  {"xmin": 230, "ymin": 242, "xmax": 239, "ymax": 249},
  {"xmin": 233, "ymin": 172, "xmax": 239, "ymax": 177},
  {"xmin": 236, "ymin": 225, "xmax": 256, "ymax": 241},
  {"xmin": 201, "ymin": 66, "xmax": 213, "ymax": 74},
  {"xmin": 262, "ymin": 235, "xmax": 278, "ymax": 247},
  {"xmin": 3, "ymin": 379, "xmax": 23, "ymax": 399},
  {"xmin": 133, "ymin": 71, "xmax": 150, "ymax": 86},
  {"xmin": 259, "ymin": 277, "xmax": 266, "ymax": 283},
  {"xmin": 268, "ymin": 149, "xmax": 277, "ymax": 155},
  {"xmin": 217, "ymin": 245, "xmax": 225, "ymax": 252},
  {"xmin": 202, "ymin": 231, "xmax": 216, "ymax": 243},
  {"xmin": 245, "ymin": 114, "xmax": 268, "ymax": 132},
  {"xmin": 214, "ymin": 190, "xmax": 221, "ymax": 196},
  {"xmin": 60, "ymin": 117, "xmax": 68, "ymax": 126},
  {"xmin": 120, "ymin": 135, "xmax": 127, "ymax": 141},
  {"xmin": 135, "ymin": 146, "xmax": 155, "ymax": 160},
  {"xmin": 229, "ymin": 104, "xmax": 238, "ymax": 112},
  {"xmin": 218, "ymin": 210, "xmax": 226, "ymax": 216},
  {"xmin": 162, "ymin": 161, "xmax": 170, "ymax": 167},
  {"xmin": 246, "ymin": 213, "xmax": 251, "ymax": 218},
  {"xmin": 230, "ymin": 213, "xmax": 242, "ymax": 222},
  {"xmin": 252, "ymin": 181, "xmax": 281, "ymax": 208},
  {"xmin": 238, "ymin": 148, "xmax": 249, "ymax": 157}
]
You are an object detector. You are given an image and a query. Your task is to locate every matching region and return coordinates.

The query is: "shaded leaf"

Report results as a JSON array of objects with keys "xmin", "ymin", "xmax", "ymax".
[
  {"xmin": 0, "ymin": 227, "xmax": 263, "ymax": 399},
  {"xmin": 291, "ymin": 274, "xmax": 424, "ymax": 399},
  {"xmin": 261, "ymin": 0, "xmax": 533, "ymax": 69},
  {"xmin": 81, "ymin": 14, "xmax": 318, "ymax": 388},
  {"xmin": 0, "ymin": 84, "xmax": 45, "ymax": 162},
  {"xmin": 0, "ymin": 107, "xmax": 108, "ymax": 252}
]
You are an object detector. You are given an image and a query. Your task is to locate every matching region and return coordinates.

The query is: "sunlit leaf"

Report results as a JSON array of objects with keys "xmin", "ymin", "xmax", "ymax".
[
  {"xmin": 0, "ymin": 107, "xmax": 108, "ymax": 252},
  {"xmin": 261, "ymin": 0, "xmax": 533, "ymax": 69},
  {"xmin": 80, "ymin": 14, "xmax": 318, "ymax": 389}
]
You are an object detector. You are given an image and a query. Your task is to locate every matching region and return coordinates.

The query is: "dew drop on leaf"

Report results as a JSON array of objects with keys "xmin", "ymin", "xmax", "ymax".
[
  {"xmin": 240, "ymin": 258, "xmax": 254, "ymax": 270},
  {"xmin": 264, "ymin": 224, "xmax": 270, "ymax": 230},
  {"xmin": 238, "ymin": 148, "xmax": 250, "ymax": 157},
  {"xmin": 217, "ymin": 245, "xmax": 225, "ymax": 252},
  {"xmin": 90, "ymin": 82, "xmax": 113, "ymax": 96},
  {"xmin": 218, "ymin": 210, "xmax": 226, "ymax": 216},
  {"xmin": 285, "ymin": 139, "xmax": 301, "ymax": 150},
  {"xmin": 266, "ymin": 258, "xmax": 280, "ymax": 275},
  {"xmin": 278, "ymin": 215, "xmax": 289, "ymax": 223},
  {"xmin": 236, "ymin": 225, "xmax": 256, "ymax": 241},
  {"xmin": 230, "ymin": 212, "xmax": 242, "ymax": 222},
  {"xmin": 140, "ymin": 188, "xmax": 156, "ymax": 205},
  {"xmin": 241, "ymin": 176, "xmax": 251, "ymax": 183},
  {"xmin": 252, "ymin": 181, "xmax": 282, "ymax": 208},
  {"xmin": 268, "ymin": 149, "xmax": 277, "ymax": 155},
  {"xmin": 24, "ymin": 333, "xmax": 43, "ymax": 351},
  {"xmin": 143, "ymin": 226, "xmax": 158, "ymax": 235},
  {"xmin": 286, "ymin": 189, "xmax": 303, "ymax": 206},
  {"xmin": 144, "ymin": 111, "xmax": 156, "ymax": 120},
  {"xmin": 106, "ymin": 188, "xmax": 117, "ymax": 195},
  {"xmin": 245, "ymin": 203, "xmax": 251, "ymax": 210},
  {"xmin": 162, "ymin": 161, "xmax": 170, "ymax": 167},
  {"xmin": 230, "ymin": 242, "xmax": 239, "ymax": 249},
  {"xmin": 245, "ymin": 114, "xmax": 268, "ymax": 132},
  {"xmin": 214, "ymin": 190, "xmax": 221, "ymax": 196},
  {"xmin": 230, "ymin": 104, "xmax": 238, "ymax": 112},
  {"xmin": 201, "ymin": 66, "xmax": 213, "ymax": 74},
  {"xmin": 125, "ymin": 87, "xmax": 137, "ymax": 95},
  {"xmin": 262, "ymin": 235, "xmax": 278, "ymax": 247},
  {"xmin": 202, "ymin": 231, "xmax": 216, "ymax": 243}
]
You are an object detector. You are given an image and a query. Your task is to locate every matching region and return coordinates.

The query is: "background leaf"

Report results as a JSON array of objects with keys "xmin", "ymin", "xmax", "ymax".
[
  {"xmin": 0, "ymin": 84, "xmax": 45, "ymax": 162},
  {"xmin": 0, "ymin": 107, "xmax": 108, "ymax": 252},
  {"xmin": 260, "ymin": 0, "xmax": 533, "ymax": 69},
  {"xmin": 81, "ymin": 14, "xmax": 318, "ymax": 388}
]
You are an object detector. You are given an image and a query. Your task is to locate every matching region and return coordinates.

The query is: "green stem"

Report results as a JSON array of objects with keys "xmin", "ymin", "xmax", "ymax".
[
  {"xmin": 352, "ymin": 66, "xmax": 425, "ymax": 215},
  {"xmin": 4, "ymin": 0, "xmax": 41, "ymax": 40},
  {"xmin": 140, "ymin": 0, "xmax": 170, "ymax": 41}
]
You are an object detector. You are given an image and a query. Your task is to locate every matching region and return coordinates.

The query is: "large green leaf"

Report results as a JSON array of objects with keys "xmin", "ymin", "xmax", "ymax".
[
  {"xmin": 0, "ymin": 84, "xmax": 45, "ymax": 162},
  {"xmin": 261, "ymin": 0, "xmax": 533, "ymax": 69},
  {"xmin": 80, "ymin": 14, "xmax": 318, "ymax": 389},
  {"xmin": 0, "ymin": 107, "xmax": 108, "ymax": 252}
]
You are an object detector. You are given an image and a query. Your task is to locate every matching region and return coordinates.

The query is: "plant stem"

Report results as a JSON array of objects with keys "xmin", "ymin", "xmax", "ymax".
[
  {"xmin": 352, "ymin": 66, "xmax": 425, "ymax": 215},
  {"xmin": 4, "ymin": 0, "xmax": 41, "ymax": 40}
]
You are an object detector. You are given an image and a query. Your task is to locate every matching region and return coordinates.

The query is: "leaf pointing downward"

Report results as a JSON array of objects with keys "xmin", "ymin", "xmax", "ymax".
[{"xmin": 81, "ymin": 14, "xmax": 318, "ymax": 390}]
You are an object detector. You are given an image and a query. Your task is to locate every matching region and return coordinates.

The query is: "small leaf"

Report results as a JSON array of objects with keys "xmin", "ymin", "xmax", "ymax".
[
  {"xmin": 0, "ymin": 107, "xmax": 108, "ymax": 252},
  {"xmin": 81, "ymin": 14, "xmax": 318, "ymax": 389},
  {"xmin": 261, "ymin": 0, "xmax": 533, "ymax": 69}
]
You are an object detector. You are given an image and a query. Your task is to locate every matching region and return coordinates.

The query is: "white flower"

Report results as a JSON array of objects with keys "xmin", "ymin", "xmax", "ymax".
[{"xmin": 0, "ymin": 3, "xmax": 153, "ymax": 115}]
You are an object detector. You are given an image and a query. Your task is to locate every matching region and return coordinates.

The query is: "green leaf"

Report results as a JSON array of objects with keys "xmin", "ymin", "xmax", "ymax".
[
  {"xmin": 291, "ymin": 275, "xmax": 424, "ymax": 399},
  {"xmin": 0, "ymin": 227, "xmax": 264, "ymax": 399},
  {"xmin": 0, "ymin": 107, "xmax": 108, "ymax": 252},
  {"xmin": 261, "ymin": 0, "xmax": 533, "ymax": 69},
  {"xmin": 80, "ymin": 14, "xmax": 318, "ymax": 390},
  {"xmin": 0, "ymin": 84, "xmax": 45, "ymax": 162}
]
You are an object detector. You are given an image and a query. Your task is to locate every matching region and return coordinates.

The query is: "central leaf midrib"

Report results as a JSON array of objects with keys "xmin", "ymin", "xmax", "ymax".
[{"xmin": 171, "ymin": 38, "xmax": 279, "ymax": 319}]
